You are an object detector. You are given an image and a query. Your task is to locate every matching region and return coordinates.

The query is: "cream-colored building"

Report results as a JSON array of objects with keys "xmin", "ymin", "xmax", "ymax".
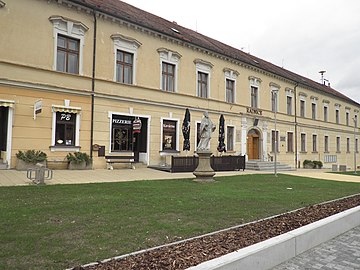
[{"xmin": 0, "ymin": 0, "xmax": 359, "ymax": 170}]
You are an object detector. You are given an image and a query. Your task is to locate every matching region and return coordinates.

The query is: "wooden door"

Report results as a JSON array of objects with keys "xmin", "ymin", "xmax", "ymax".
[{"xmin": 247, "ymin": 134, "xmax": 260, "ymax": 160}]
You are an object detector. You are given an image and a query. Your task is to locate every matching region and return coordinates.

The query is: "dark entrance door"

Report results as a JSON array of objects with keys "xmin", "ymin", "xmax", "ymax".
[{"xmin": 0, "ymin": 107, "xmax": 8, "ymax": 153}]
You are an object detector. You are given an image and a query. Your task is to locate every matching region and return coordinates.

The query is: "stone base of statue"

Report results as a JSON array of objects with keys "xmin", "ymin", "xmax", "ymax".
[{"xmin": 193, "ymin": 150, "xmax": 216, "ymax": 182}]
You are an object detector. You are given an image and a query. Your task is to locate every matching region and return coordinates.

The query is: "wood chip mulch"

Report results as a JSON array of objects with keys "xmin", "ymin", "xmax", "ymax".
[{"xmin": 74, "ymin": 194, "xmax": 360, "ymax": 270}]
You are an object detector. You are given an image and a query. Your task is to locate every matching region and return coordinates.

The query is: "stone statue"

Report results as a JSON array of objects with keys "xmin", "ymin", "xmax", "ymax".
[{"xmin": 197, "ymin": 111, "xmax": 216, "ymax": 151}]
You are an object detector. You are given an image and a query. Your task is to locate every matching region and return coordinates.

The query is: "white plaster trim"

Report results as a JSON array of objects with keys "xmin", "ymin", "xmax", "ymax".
[
  {"xmin": 111, "ymin": 34, "xmax": 141, "ymax": 84},
  {"xmin": 158, "ymin": 48, "xmax": 181, "ymax": 92},
  {"xmin": 49, "ymin": 15, "xmax": 88, "ymax": 75},
  {"xmin": 195, "ymin": 59, "xmax": 212, "ymax": 98},
  {"xmin": 224, "ymin": 76, "xmax": 236, "ymax": 104}
]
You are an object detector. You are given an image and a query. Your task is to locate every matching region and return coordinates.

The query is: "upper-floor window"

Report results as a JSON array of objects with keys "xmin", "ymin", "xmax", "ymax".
[
  {"xmin": 251, "ymin": 86, "xmax": 258, "ymax": 108},
  {"xmin": 226, "ymin": 79, "xmax": 235, "ymax": 103},
  {"xmin": 356, "ymin": 138, "xmax": 359, "ymax": 153},
  {"xmin": 197, "ymin": 72, "xmax": 209, "ymax": 98},
  {"xmin": 161, "ymin": 62, "xmax": 175, "ymax": 92},
  {"xmin": 271, "ymin": 91, "xmax": 278, "ymax": 112},
  {"xmin": 346, "ymin": 111, "xmax": 350, "ymax": 126},
  {"xmin": 49, "ymin": 16, "xmax": 88, "ymax": 75},
  {"xmin": 300, "ymin": 100, "xmax": 305, "ymax": 117},
  {"xmin": 158, "ymin": 48, "xmax": 181, "ymax": 92},
  {"xmin": 224, "ymin": 68, "xmax": 238, "ymax": 103},
  {"xmin": 323, "ymin": 106, "xmax": 328, "ymax": 122},
  {"xmin": 355, "ymin": 115, "xmax": 358, "ymax": 128},
  {"xmin": 116, "ymin": 50, "xmax": 133, "ymax": 84},
  {"xmin": 194, "ymin": 59, "xmax": 212, "ymax": 98},
  {"xmin": 335, "ymin": 109, "xmax": 340, "ymax": 124},
  {"xmin": 56, "ymin": 35, "xmax": 79, "ymax": 74},
  {"xmin": 286, "ymin": 96, "xmax": 292, "ymax": 115},
  {"xmin": 311, "ymin": 103, "xmax": 316, "ymax": 120},
  {"xmin": 112, "ymin": 34, "xmax": 141, "ymax": 84}
]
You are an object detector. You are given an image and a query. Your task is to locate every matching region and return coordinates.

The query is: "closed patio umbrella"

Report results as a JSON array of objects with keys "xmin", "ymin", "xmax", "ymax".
[
  {"xmin": 182, "ymin": 108, "xmax": 191, "ymax": 153},
  {"xmin": 217, "ymin": 114, "xmax": 226, "ymax": 154}
]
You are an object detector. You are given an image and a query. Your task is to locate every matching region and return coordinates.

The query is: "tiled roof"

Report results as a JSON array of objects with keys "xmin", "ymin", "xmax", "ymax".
[{"xmin": 71, "ymin": 0, "xmax": 359, "ymax": 106}]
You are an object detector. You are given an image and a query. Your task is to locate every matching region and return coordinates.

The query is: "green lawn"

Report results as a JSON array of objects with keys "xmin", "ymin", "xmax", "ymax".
[
  {"xmin": 329, "ymin": 171, "xmax": 360, "ymax": 176},
  {"xmin": 1, "ymin": 174, "xmax": 360, "ymax": 270}
]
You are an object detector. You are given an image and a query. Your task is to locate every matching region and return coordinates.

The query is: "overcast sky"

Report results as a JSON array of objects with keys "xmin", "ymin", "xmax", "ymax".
[{"xmin": 122, "ymin": 0, "xmax": 360, "ymax": 103}]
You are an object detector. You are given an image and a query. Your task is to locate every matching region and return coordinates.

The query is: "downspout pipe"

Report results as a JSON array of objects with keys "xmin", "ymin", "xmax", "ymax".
[
  {"xmin": 294, "ymin": 82, "xmax": 299, "ymax": 169},
  {"xmin": 90, "ymin": 10, "xmax": 97, "ymax": 161}
]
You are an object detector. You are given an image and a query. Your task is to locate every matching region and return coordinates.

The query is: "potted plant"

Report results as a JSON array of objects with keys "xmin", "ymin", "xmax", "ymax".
[
  {"xmin": 15, "ymin": 150, "xmax": 47, "ymax": 171},
  {"xmin": 66, "ymin": 152, "xmax": 91, "ymax": 170}
]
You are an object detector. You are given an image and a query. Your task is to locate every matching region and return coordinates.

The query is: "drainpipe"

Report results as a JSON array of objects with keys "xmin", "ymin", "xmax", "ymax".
[
  {"xmin": 294, "ymin": 82, "xmax": 299, "ymax": 169},
  {"xmin": 90, "ymin": 10, "xmax": 97, "ymax": 161}
]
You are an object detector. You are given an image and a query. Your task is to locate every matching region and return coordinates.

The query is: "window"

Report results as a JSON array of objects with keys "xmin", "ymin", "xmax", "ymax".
[
  {"xmin": 271, "ymin": 91, "xmax": 278, "ymax": 112},
  {"xmin": 286, "ymin": 96, "xmax": 292, "ymax": 115},
  {"xmin": 162, "ymin": 120, "xmax": 178, "ymax": 151},
  {"xmin": 324, "ymin": 106, "xmax": 328, "ymax": 122},
  {"xmin": 336, "ymin": 137, "xmax": 341, "ymax": 152},
  {"xmin": 312, "ymin": 134, "xmax": 317, "ymax": 152},
  {"xmin": 336, "ymin": 109, "xmax": 340, "ymax": 124},
  {"xmin": 116, "ymin": 50, "xmax": 133, "ymax": 84},
  {"xmin": 55, "ymin": 112, "xmax": 76, "ymax": 146},
  {"xmin": 287, "ymin": 132, "xmax": 294, "ymax": 152},
  {"xmin": 301, "ymin": 133, "xmax": 306, "ymax": 152},
  {"xmin": 312, "ymin": 103, "xmax": 316, "ymax": 120},
  {"xmin": 251, "ymin": 86, "xmax": 258, "ymax": 108},
  {"xmin": 194, "ymin": 59, "xmax": 212, "ymax": 98},
  {"xmin": 49, "ymin": 16, "xmax": 88, "ymax": 75},
  {"xmin": 224, "ymin": 68, "xmax": 238, "ymax": 103},
  {"xmin": 300, "ymin": 100, "xmax": 305, "ymax": 117},
  {"xmin": 271, "ymin": 130, "xmax": 279, "ymax": 152},
  {"xmin": 56, "ymin": 35, "xmax": 79, "ymax": 74},
  {"xmin": 197, "ymin": 72, "xmax": 209, "ymax": 98},
  {"xmin": 227, "ymin": 126, "xmax": 234, "ymax": 151},
  {"xmin": 158, "ymin": 48, "xmax": 181, "ymax": 92},
  {"xmin": 112, "ymin": 34, "xmax": 141, "ymax": 84},
  {"xmin": 355, "ymin": 115, "xmax": 358, "ymax": 128},
  {"xmin": 51, "ymin": 103, "xmax": 81, "ymax": 151},
  {"xmin": 347, "ymin": 138, "xmax": 350, "ymax": 153},
  {"xmin": 356, "ymin": 138, "xmax": 358, "ymax": 153},
  {"xmin": 226, "ymin": 79, "xmax": 235, "ymax": 103},
  {"xmin": 161, "ymin": 62, "xmax": 175, "ymax": 92},
  {"xmin": 324, "ymin": 136, "xmax": 329, "ymax": 152},
  {"xmin": 346, "ymin": 112, "xmax": 349, "ymax": 126}
]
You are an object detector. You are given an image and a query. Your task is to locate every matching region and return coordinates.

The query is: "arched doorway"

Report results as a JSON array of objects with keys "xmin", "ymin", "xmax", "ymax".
[{"xmin": 247, "ymin": 129, "xmax": 261, "ymax": 160}]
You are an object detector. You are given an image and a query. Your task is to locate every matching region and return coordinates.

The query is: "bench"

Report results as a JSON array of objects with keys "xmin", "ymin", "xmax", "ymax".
[{"xmin": 105, "ymin": 154, "xmax": 135, "ymax": 170}]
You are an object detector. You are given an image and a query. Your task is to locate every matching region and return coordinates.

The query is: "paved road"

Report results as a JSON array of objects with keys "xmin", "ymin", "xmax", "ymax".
[{"xmin": 272, "ymin": 226, "xmax": 360, "ymax": 270}]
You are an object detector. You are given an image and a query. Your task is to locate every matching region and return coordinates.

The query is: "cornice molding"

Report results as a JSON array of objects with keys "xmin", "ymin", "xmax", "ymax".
[
  {"xmin": 49, "ymin": 15, "xmax": 89, "ymax": 32},
  {"xmin": 157, "ymin": 47, "xmax": 182, "ymax": 59},
  {"xmin": 111, "ymin": 33, "xmax": 142, "ymax": 48},
  {"xmin": 0, "ymin": 1, "xmax": 6, "ymax": 8},
  {"xmin": 193, "ymin": 58, "xmax": 213, "ymax": 68}
]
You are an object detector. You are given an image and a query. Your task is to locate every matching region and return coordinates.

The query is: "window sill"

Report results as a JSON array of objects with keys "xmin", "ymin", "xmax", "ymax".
[
  {"xmin": 346, "ymin": 151, "xmax": 351, "ymax": 153},
  {"xmin": 226, "ymin": 150, "xmax": 236, "ymax": 154},
  {"xmin": 50, "ymin": 145, "xmax": 81, "ymax": 152},
  {"xmin": 300, "ymin": 151, "xmax": 307, "ymax": 154},
  {"xmin": 286, "ymin": 151, "xmax": 294, "ymax": 153},
  {"xmin": 312, "ymin": 151, "xmax": 318, "ymax": 154},
  {"xmin": 324, "ymin": 151, "xmax": 330, "ymax": 154},
  {"xmin": 160, "ymin": 150, "xmax": 180, "ymax": 156},
  {"xmin": 336, "ymin": 151, "xmax": 341, "ymax": 154}
]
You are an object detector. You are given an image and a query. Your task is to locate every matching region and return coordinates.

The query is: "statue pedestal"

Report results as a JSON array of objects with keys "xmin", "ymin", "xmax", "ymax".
[{"xmin": 193, "ymin": 150, "xmax": 215, "ymax": 182}]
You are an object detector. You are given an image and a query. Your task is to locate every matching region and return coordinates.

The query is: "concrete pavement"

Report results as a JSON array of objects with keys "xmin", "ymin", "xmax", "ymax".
[{"xmin": 1, "ymin": 168, "xmax": 360, "ymax": 186}]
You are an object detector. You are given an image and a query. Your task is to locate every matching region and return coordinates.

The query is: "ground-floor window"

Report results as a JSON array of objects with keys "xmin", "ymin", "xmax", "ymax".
[
  {"xmin": 347, "ymin": 138, "xmax": 350, "ymax": 153},
  {"xmin": 336, "ymin": 137, "xmax": 341, "ymax": 152},
  {"xmin": 55, "ymin": 112, "xmax": 76, "ymax": 146},
  {"xmin": 287, "ymin": 132, "xmax": 293, "ymax": 152},
  {"xmin": 312, "ymin": 134, "xmax": 317, "ymax": 152},
  {"xmin": 162, "ymin": 120, "xmax": 177, "ymax": 151},
  {"xmin": 271, "ymin": 130, "xmax": 279, "ymax": 152},
  {"xmin": 300, "ymin": 133, "xmax": 306, "ymax": 152},
  {"xmin": 324, "ymin": 135, "xmax": 329, "ymax": 152}
]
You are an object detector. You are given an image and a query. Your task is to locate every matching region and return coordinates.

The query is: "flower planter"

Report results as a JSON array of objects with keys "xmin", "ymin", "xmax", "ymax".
[
  {"xmin": 15, "ymin": 159, "xmax": 47, "ymax": 171},
  {"xmin": 68, "ymin": 161, "xmax": 86, "ymax": 170}
]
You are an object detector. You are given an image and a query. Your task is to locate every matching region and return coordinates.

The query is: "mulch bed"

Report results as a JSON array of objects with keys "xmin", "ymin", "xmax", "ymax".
[{"xmin": 75, "ymin": 194, "xmax": 360, "ymax": 270}]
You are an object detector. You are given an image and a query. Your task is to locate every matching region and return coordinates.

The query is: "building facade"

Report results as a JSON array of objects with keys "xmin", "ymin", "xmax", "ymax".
[{"xmin": 0, "ymin": 0, "xmax": 359, "ymax": 170}]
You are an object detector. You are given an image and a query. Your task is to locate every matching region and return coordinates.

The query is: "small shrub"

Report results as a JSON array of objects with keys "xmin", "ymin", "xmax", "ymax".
[
  {"xmin": 16, "ymin": 150, "xmax": 47, "ymax": 164},
  {"xmin": 315, "ymin": 160, "xmax": 323, "ymax": 169},
  {"xmin": 66, "ymin": 152, "xmax": 91, "ymax": 165},
  {"xmin": 303, "ymin": 160, "xmax": 313, "ymax": 168}
]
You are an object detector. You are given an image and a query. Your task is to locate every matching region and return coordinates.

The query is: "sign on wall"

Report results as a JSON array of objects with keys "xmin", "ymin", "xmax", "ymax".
[{"xmin": 34, "ymin": 99, "xmax": 42, "ymax": 120}]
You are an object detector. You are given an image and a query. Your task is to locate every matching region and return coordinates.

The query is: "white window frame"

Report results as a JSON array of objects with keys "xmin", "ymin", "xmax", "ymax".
[
  {"xmin": 287, "ymin": 131, "xmax": 294, "ymax": 153},
  {"xmin": 300, "ymin": 99, "xmax": 306, "ymax": 117},
  {"xmin": 336, "ymin": 136, "xmax": 341, "ymax": 153},
  {"xmin": 226, "ymin": 125, "xmax": 235, "ymax": 151},
  {"xmin": 224, "ymin": 68, "xmax": 239, "ymax": 103},
  {"xmin": 111, "ymin": 34, "xmax": 141, "ymax": 85},
  {"xmin": 271, "ymin": 129, "xmax": 279, "ymax": 153},
  {"xmin": 324, "ymin": 135, "xmax": 329, "ymax": 153},
  {"xmin": 194, "ymin": 59, "xmax": 213, "ymax": 98},
  {"xmin": 50, "ymin": 103, "xmax": 81, "ymax": 152},
  {"xmin": 49, "ymin": 16, "xmax": 88, "ymax": 75},
  {"xmin": 347, "ymin": 137, "xmax": 350, "ymax": 153},
  {"xmin": 346, "ymin": 110, "xmax": 350, "ymax": 126},
  {"xmin": 158, "ymin": 48, "xmax": 181, "ymax": 92},
  {"xmin": 160, "ymin": 117, "xmax": 180, "ymax": 151},
  {"xmin": 323, "ymin": 104, "xmax": 328, "ymax": 122},
  {"xmin": 271, "ymin": 87, "xmax": 279, "ymax": 113},
  {"xmin": 285, "ymin": 88, "xmax": 293, "ymax": 115},
  {"xmin": 312, "ymin": 133, "xmax": 318, "ymax": 153},
  {"xmin": 249, "ymin": 77, "xmax": 262, "ymax": 109}
]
